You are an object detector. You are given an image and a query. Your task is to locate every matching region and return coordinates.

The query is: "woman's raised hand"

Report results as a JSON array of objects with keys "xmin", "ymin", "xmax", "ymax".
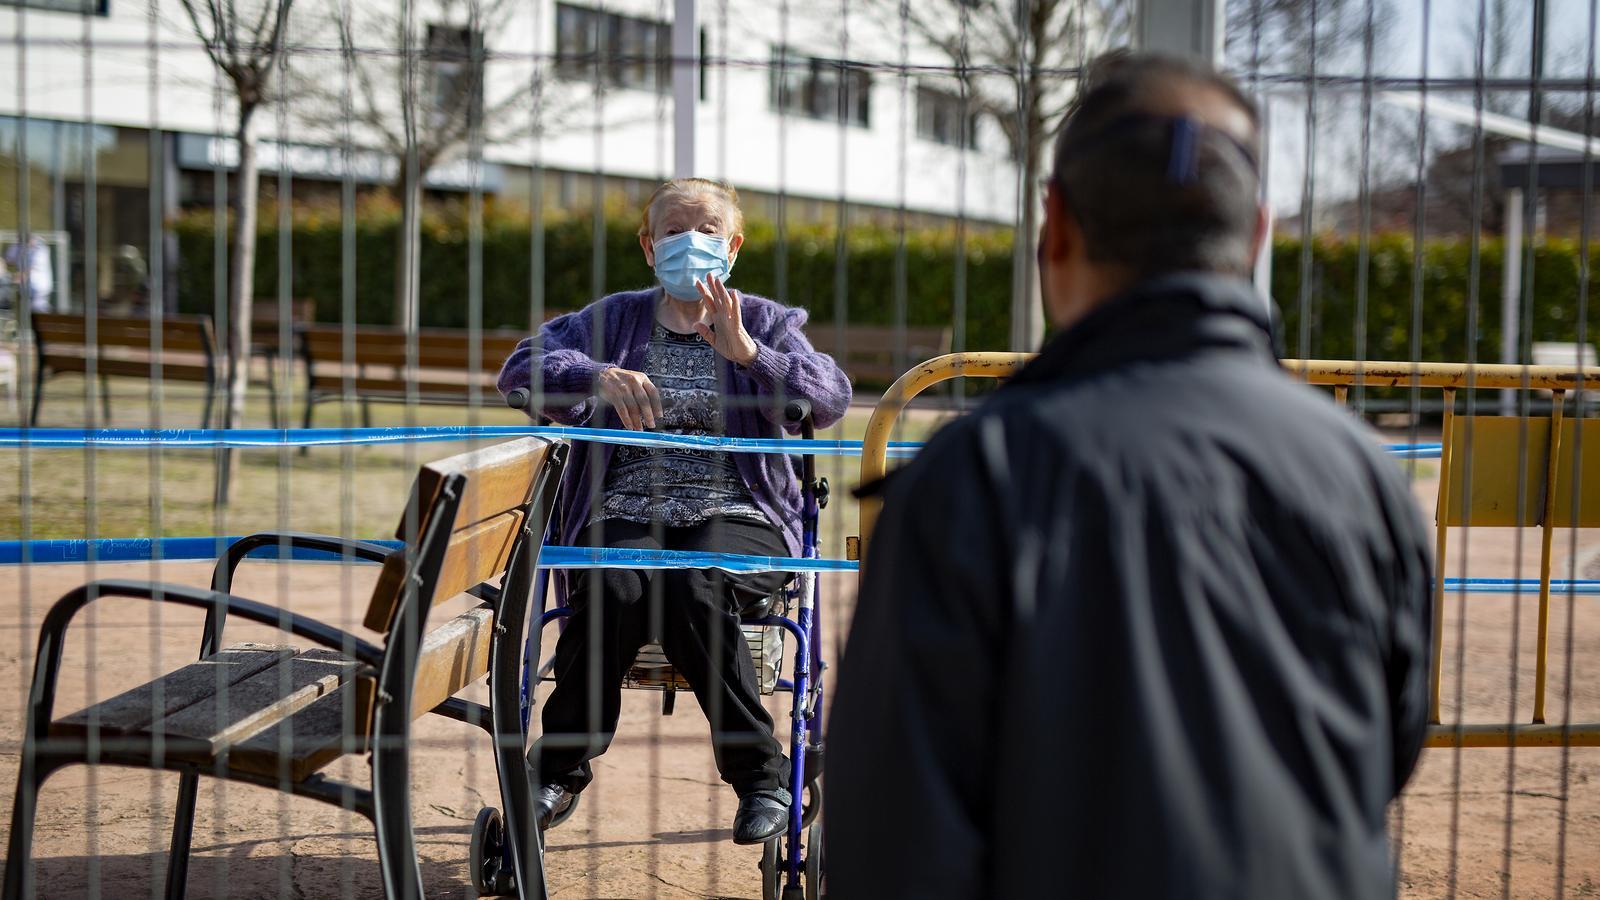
[
  {"xmin": 694, "ymin": 275, "xmax": 759, "ymax": 366},
  {"xmin": 596, "ymin": 367, "xmax": 663, "ymax": 431}
]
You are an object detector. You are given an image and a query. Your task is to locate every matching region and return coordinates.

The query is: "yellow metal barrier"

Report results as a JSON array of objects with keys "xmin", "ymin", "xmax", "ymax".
[
  {"xmin": 854, "ymin": 354, "xmax": 1600, "ymax": 750},
  {"xmin": 856, "ymin": 352, "xmax": 1033, "ymax": 551}
]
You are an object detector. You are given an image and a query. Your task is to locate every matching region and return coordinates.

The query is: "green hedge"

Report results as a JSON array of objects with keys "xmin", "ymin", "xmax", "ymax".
[
  {"xmin": 174, "ymin": 211, "xmax": 1600, "ymax": 363},
  {"xmin": 174, "ymin": 210, "xmax": 1018, "ymax": 351},
  {"xmin": 1274, "ymin": 234, "xmax": 1600, "ymax": 363}
]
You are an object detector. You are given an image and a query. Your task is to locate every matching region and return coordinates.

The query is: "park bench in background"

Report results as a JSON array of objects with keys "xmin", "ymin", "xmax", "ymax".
[
  {"xmin": 809, "ymin": 324, "xmax": 950, "ymax": 390},
  {"xmin": 249, "ymin": 298, "xmax": 318, "ymax": 427},
  {"xmin": 300, "ymin": 324, "xmax": 527, "ymax": 427},
  {"xmin": 298, "ymin": 319, "xmax": 951, "ymax": 429},
  {"xmin": 3, "ymin": 436, "xmax": 568, "ymax": 899},
  {"xmin": 31, "ymin": 312, "xmax": 219, "ymax": 427}
]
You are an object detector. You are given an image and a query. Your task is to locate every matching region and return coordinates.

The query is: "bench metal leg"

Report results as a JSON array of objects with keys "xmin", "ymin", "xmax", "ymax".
[
  {"xmin": 98, "ymin": 374, "xmax": 113, "ymax": 424},
  {"xmin": 3, "ymin": 758, "xmax": 59, "ymax": 900},
  {"xmin": 299, "ymin": 393, "xmax": 318, "ymax": 456},
  {"xmin": 492, "ymin": 553, "xmax": 550, "ymax": 899},
  {"xmin": 28, "ymin": 368, "xmax": 44, "ymax": 427},
  {"xmin": 371, "ymin": 735, "xmax": 426, "ymax": 900},
  {"xmin": 264, "ymin": 356, "xmax": 281, "ymax": 430},
  {"xmin": 201, "ymin": 380, "xmax": 216, "ymax": 430},
  {"xmin": 163, "ymin": 766, "xmax": 201, "ymax": 900}
]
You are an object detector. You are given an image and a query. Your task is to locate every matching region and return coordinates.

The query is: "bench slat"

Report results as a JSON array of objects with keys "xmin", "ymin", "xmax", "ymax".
[
  {"xmin": 807, "ymin": 325, "xmax": 950, "ymax": 384},
  {"xmin": 34, "ymin": 313, "xmax": 216, "ymax": 355},
  {"xmin": 224, "ymin": 607, "xmax": 494, "ymax": 781},
  {"xmin": 154, "ymin": 649, "xmax": 358, "ymax": 758},
  {"xmin": 363, "ymin": 440, "xmax": 552, "ymax": 635},
  {"xmin": 301, "ymin": 327, "xmax": 523, "ymax": 373},
  {"xmin": 228, "ymin": 681, "xmax": 368, "ymax": 782},
  {"xmin": 54, "ymin": 644, "xmax": 295, "ymax": 737},
  {"xmin": 365, "ymin": 510, "xmax": 522, "ymax": 632},
  {"xmin": 411, "ymin": 605, "xmax": 495, "ymax": 718},
  {"xmin": 397, "ymin": 438, "xmax": 549, "ymax": 542},
  {"xmin": 41, "ymin": 355, "xmax": 214, "ymax": 383},
  {"xmin": 308, "ymin": 374, "xmax": 498, "ymax": 398}
]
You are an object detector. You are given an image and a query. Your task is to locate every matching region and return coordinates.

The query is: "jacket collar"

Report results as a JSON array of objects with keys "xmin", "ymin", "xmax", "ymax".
[{"xmin": 1009, "ymin": 271, "xmax": 1276, "ymax": 388}]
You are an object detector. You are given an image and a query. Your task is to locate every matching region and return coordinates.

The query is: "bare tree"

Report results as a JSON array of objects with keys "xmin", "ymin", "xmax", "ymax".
[
  {"xmin": 868, "ymin": 0, "xmax": 1131, "ymax": 351},
  {"xmin": 175, "ymin": 0, "xmax": 294, "ymax": 503},
  {"xmin": 295, "ymin": 0, "xmax": 569, "ymax": 329},
  {"xmin": 1224, "ymin": 0, "xmax": 1391, "ymax": 75}
]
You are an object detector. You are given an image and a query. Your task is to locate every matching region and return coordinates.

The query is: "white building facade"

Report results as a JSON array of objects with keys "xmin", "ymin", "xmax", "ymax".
[{"xmin": 0, "ymin": 0, "xmax": 1023, "ymax": 310}]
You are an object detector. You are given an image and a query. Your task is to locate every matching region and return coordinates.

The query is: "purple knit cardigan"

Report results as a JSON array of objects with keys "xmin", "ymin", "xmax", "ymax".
[{"xmin": 496, "ymin": 287, "xmax": 852, "ymax": 557}]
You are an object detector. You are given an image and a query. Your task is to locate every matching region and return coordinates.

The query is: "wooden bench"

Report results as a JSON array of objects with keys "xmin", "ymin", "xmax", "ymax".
[
  {"xmin": 3, "ymin": 436, "xmax": 569, "ymax": 900},
  {"xmin": 247, "ymin": 298, "xmax": 318, "ymax": 428},
  {"xmin": 808, "ymin": 324, "xmax": 951, "ymax": 389},
  {"xmin": 31, "ymin": 312, "xmax": 219, "ymax": 426},
  {"xmin": 300, "ymin": 325, "xmax": 528, "ymax": 428}
]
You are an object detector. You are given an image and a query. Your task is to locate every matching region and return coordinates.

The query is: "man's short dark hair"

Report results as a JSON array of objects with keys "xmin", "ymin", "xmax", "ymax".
[{"xmin": 1050, "ymin": 52, "xmax": 1262, "ymax": 278}]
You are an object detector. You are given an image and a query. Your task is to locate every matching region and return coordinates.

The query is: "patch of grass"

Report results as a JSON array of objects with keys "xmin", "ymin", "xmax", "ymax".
[{"xmin": 4, "ymin": 374, "xmax": 962, "ymax": 557}]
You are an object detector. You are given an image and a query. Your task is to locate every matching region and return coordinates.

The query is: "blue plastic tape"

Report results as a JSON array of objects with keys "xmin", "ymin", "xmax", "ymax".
[
  {"xmin": 2, "ymin": 538, "xmax": 1596, "ymax": 594},
  {"xmin": 0, "ymin": 426, "xmax": 923, "ymax": 458},
  {"xmin": 0, "ymin": 537, "xmax": 858, "ymax": 574},
  {"xmin": 0, "ymin": 427, "xmax": 1438, "ymax": 461}
]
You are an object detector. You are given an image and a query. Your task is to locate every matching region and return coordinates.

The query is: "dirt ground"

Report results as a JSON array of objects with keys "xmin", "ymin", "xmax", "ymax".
[{"xmin": 2, "ymin": 470, "xmax": 1600, "ymax": 898}]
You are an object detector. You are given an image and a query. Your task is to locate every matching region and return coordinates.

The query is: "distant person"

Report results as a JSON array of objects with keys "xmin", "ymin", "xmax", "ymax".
[
  {"xmin": 827, "ymin": 52, "xmax": 1433, "ymax": 899},
  {"xmin": 498, "ymin": 177, "xmax": 850, "ymax": 845},
  {"xmin": 3, "ymin": 235, "xmax": 52, "ymax": 312},
  {"xmin": 110, "ymin": 244, "xmax": 150, "ymax": 311}
]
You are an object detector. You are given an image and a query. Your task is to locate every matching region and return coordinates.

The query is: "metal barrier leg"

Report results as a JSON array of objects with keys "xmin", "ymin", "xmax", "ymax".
[
  {"xmin": 1430, "ymin": 388, "xmax": 1456, "ymax": 725},
  {"xmin": 1534, "ymin": 392, "xmax": 1564, "ymax": 724}
]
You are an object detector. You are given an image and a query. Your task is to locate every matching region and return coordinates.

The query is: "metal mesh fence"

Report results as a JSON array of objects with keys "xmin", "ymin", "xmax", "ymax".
[{"xmin": 1, "ymin": 0, "xmax": 1597, "ymax": 896}]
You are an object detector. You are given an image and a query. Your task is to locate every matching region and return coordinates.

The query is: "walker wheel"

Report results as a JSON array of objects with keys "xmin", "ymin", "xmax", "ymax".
[
  {"xmin": 760, "ymin": 838, "xmax": 783, "ymax": 900},
  {"xmin": 799, "ymin": 777, "xmax": 822, "ymax": 829},
  {"xmin": 805, "ymin": 818, "xmax": 824, "ymax": 900},
  {"xmin": 470, "ymin": 807, "xmax": 516, "ymax": 897}
]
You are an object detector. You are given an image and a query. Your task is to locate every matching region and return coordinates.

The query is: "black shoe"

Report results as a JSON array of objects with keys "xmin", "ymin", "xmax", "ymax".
[
  {"xmin": 536, "ymin": 784, "xmax": 575, "ymax": 831},
  {"xmin": 732, "ymin": 788, "xmax": 791, "ymax": 845}
]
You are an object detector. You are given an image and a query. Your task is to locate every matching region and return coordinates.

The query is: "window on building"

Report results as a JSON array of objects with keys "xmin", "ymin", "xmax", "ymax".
[
  {"xmin": 555, "ymin": 3, "xmax": 671, "ymax": 93},
  {"xmin": 769, "ymin": 46, "xmax": 871, "ymax": 128},
  {"xmin": 1, "ymin": 0, "xmax": 107, "ymax": 14},
  {"xmin": 427, "ymin": 24, "xmax": 484, "ymax": 130},
  {"xmin": 699, "ymin": 28, "xmax": 709, "ymax": 101},
  {"xmin": 915, "ymin": 84, "xmax": 978, "ymax": 148}
]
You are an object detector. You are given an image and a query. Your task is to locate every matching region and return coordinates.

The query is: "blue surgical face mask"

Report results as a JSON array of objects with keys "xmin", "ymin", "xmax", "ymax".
[{"xmin": 652, "ymin": 230, "xmax": 734, "ymax": 301}]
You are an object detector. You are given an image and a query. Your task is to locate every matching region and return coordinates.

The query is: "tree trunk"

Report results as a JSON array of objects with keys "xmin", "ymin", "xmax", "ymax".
[
  {"xmin": 1009, "ymin": 135, "xmax": 1045, "ymax": 351},
  {"xmin": 392, "ymin": 174, "xmax": 422, "ymax": 332},
  {"xmin": 215, "ymin": 102, "xmax": 258, "ymax": 505}
]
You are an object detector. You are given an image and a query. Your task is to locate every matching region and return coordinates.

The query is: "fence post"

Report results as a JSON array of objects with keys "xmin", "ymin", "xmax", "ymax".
[
  {"xmin": 672, "ymin": 0, "xmax": 697, "ymax": 178},
  {"xmin": 1502, "ymin": 187, "xmax": 1524, "ymax": 417},
  {"xmin": 1135, "ymin": 0, "xmax": 1226, "ymax": 62}
]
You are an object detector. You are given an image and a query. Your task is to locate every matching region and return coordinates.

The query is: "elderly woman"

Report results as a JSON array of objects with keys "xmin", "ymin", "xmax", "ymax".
[{"xmin": 498, "ymin": 178, "xmax": 851, "ymax": 845}]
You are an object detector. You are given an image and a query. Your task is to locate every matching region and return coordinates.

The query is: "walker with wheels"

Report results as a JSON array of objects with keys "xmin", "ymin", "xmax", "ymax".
[{"xmin": 470, "ymin": 391, "xmax": 828, "ymax": 900}]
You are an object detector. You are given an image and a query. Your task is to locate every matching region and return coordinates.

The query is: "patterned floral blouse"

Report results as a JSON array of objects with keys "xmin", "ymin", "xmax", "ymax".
[{"xmin": 593, "ymin": 322, "xmax": 768, "ymax": 527}]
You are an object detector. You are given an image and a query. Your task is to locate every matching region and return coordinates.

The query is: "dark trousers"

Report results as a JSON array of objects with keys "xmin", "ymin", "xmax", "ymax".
[{"xmin": 535, "ymin": 516, "xmax": 790, "ymax": 796}]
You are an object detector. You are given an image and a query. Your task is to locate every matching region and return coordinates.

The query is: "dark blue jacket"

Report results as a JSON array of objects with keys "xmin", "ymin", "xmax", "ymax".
[{"xmin": 827, "ymin": 273, "xmax": 1432, "ymax": 899}]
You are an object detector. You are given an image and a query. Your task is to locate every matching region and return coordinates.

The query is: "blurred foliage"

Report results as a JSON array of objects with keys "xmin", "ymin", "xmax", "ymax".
[{"xmin": 175, "ymin": 203, "xmax": 1600, "ymax": 364}]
